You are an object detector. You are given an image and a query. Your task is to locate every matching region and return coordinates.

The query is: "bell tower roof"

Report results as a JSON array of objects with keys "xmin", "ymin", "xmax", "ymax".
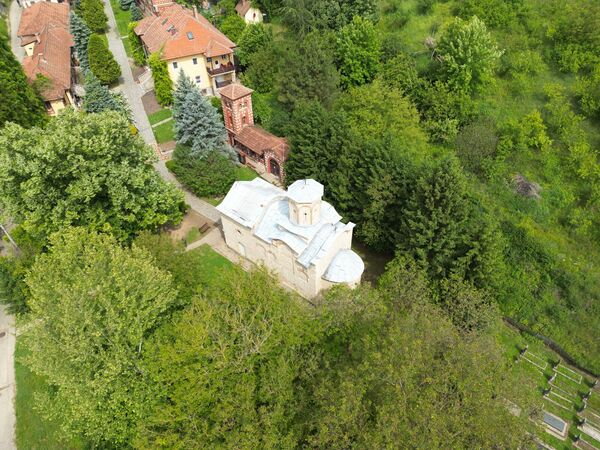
[
  {"xmin": 287, "ymin": 179, "xmax": 324, "ymax": 204},
  {"xmin": 218, "ymin": 82, "xmax": 254, "ymax": 101}
]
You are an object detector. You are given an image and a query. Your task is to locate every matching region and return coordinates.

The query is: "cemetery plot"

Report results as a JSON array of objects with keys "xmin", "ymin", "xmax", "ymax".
[{"xmin": 543, "ymin": 411, "xmax": 569, "ymax": 440}]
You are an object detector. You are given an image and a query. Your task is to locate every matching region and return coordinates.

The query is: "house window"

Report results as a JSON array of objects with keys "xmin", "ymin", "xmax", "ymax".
[
  {"xmin": 187, "ymin": 31, "xmax": 194, "ymax": 40},
  {"xmin": 172, "ymin": 62, "xmax": 178, "ymax": 69},
  {"xmin": 222, "ymin": 55, "xmax": 228, "ymax": 60},
  {"xmin": 207, "ymin": 57, "xmax": 212, "ymax": 63},
  {"xmin": 195, "ymin": 76, "xmax": 201, "ymax": 84},
  {"xmin": 192, "ymin": 57, "xmax": 197, "ymax": 65},
  {"xmin": 242, "ymin": 115, "xmax": 247, "ymax": 124}
]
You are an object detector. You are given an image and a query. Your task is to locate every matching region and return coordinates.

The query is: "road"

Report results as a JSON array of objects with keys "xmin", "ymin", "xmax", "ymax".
[
  {"xmin": 103, "ymin": 0, "xmax": 220, "ymax": 222},
  {"xmin": 0, "ymin": 307, "xmax": 16, "ymax": 450},
  {"xmin": 9, "ymin": 0, "xmax": 23, "ymax": 62}
]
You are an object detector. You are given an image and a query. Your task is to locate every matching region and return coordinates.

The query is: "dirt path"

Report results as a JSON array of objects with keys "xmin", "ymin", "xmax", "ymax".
[{"xmin": 0, "ymin": 306, "xmax": 16, "ymax": 450}]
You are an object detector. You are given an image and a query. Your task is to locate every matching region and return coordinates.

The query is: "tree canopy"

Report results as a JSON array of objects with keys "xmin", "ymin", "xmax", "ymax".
[
  {"xmin": 0, "ymin": 109, "xmax": 184, "ymax": 242},
  {"xmin": 88, "ymin": 33, "xmax": 121, "ymax": 85}
]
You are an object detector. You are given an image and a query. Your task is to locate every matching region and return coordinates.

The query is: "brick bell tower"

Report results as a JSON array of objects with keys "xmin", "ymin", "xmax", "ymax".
[{"xmin": 218, "ymin": 83, "xmax": 254, "ymax": 145}]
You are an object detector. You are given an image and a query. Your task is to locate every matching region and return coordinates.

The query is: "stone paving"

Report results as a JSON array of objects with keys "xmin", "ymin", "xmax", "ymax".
[{"xmin": 0, "ymin": 306, "xmax": 16, "ymax": 450}]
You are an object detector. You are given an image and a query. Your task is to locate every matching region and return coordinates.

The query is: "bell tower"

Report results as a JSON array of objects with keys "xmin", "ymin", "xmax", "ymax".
[{"xmin": 218, "ymin": 83, "xmax": 254, "ymax": 145}]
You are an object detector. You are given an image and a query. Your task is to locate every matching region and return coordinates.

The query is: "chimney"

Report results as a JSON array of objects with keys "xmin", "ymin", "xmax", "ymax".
[{"xmin": 193, "ymin": 5, "xmax": 198, "ymax": 19}]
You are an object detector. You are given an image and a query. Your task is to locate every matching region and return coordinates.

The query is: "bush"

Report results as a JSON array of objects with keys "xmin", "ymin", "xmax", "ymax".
[
  {"xmin": 455, "ymin": 118, "xmax": 499, "ymax": 176},
  {"xmin": 130, "ymin": 3, "xmax": 143, "ymax": 21},
  {"xmin": 128, "ymin": 22, "xmax": 146, "ymax": 66},
  {"xmin": 166, "ymin": 146, "xmax": 236, "ymax": 198},
  {"xmin": 88, "ymin": 34, "xmax": 121, "ymax": 84},
  {"xmin": 149, "ymin": 52, "xmax": 173, "ymax": 106},
  {"xmin": 575, "ymin": 64, "xmax": 600, "ymax": 119},
  {"xmin": 219, "ymin": 14, "xmax": 245, "ymax": 43},
  {"xmin": 80, "ymin": 0, "xmax": 107, "ymax": 33}
]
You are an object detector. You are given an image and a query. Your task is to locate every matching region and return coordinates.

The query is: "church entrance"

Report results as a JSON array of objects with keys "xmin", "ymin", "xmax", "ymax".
[{"xmin": 269, "ymin": 158, "xmax": 280, "ymax": 178}]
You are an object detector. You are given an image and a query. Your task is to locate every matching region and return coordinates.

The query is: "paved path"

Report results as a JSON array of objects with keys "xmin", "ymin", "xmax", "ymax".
[
  {"xmin": 0, "ymin": 307, "xmax": 16, "ymax": 450},
  {"xmin": 102, "ymin": 0, "xmax": 155, "ymax": 145},
  {"xmin": 9, "ymin": 0, "xmax": 24, "ymax": 62},
  {"xmin": 103, "ymin": 0, "xmax": 220, "ymax": 221}
]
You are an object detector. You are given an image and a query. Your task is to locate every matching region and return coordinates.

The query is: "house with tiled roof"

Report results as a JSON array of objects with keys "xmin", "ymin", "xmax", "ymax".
[
  {"xmin": 217, "ymin": 178, "xmax": 365, "ymax": 298},
  {"xmin": 17, "ymin": 2, "xmax": 76, "ymax": 115},
  {"xmin": 219, "ymin": 82, "xmax": 288, "ymax": 183},
  {"xmin": 235, "ymin": 0, "xmax": 263, "ymax": 24},
  {"xmin": 134, "ymin": 3, "xmax": 237, "ymax": 96}
]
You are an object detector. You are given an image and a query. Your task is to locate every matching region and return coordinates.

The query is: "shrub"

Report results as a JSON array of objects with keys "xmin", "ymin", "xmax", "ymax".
[
  {"xmin": 166, "ymin": 146, "xmax": 236, "ymax": 198},
  {"xmin": 219, "ymin": 14, "xmax": 245, "ymax": 43},
  {"xmin": 148, "ymin": 52, "xmax": 173, "ymax": 106},
  {"xmin": 88, "ymin": 34, "xmax": 121, "ymax": 84},
  {"xmin": 80, "ymin": 0, "xmax": 107, "ymax": 33},
  {"xmin": 128, "ymin": 22, "xmax": 146, "ymax": 65}
]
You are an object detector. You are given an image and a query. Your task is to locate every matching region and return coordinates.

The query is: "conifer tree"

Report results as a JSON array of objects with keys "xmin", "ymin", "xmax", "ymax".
[
  {"xmin": 173, "ymin": 72, "xmax": 234, "ymax": 159},
  {"xmin": 82, "ymin": 72, "xmax": 130, "ymax": 119},
  {"xmin": 148, "ymin": 52, "xmax": 173, "ymax": 106},
  {"xmin": 130, "ymin": 3, "xmax": 143, "ymax": 21},
  {"xmin": 80, "ymin": 0, "xmax": 108, "ymax": 33},
  {"xmin": 119, "ymin": 0, "xmax": 134, "ymax": 10},
  {"xmin": 0, "ymin": 39, "xmax": 47, "ymax": 128},
  {"xmin": 88, "ymin": 34, "xmax": 121, "ymax": 85},
  {"xmin": 69, "ymin": 12, "xmax": 92, "ymax": 71}
]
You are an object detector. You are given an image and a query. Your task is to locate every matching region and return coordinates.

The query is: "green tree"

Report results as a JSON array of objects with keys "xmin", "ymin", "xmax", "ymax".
[
  {"xmin": 172, "ymin": 71, "xmax": 233, "ymax": 158},
  {"xmin": 88, "ymin": 34, "xmax": 121, "ymax": 84},
  {"xmin": 119, "ymin": 0, "xmax": 134, "ymax": 10},
  {"xmin": 437, "ymin": 16, "xmax": 502, "ymax": 92},
  {"xmin": 0, "ymin": 39, "xmax": 46, "ymax": 128},
  {"xmin": 397, "ymin": 157, "xmax": 501, "ymax": 287},
  {"xmin": 148, "ymin": 52, "xmax": 173, "ymax": 106},
  {"xmin": 335, "ymin": 16, "xmax": 381, "ymax": 89},
  {"xmin": 128, "ymin": 21, "xmax": 146, "ymax": 65},
  {"xmin": 241, "ymin": 45, "xmax": 278, "ymax": 93},
  {"xmin": 69, "ymin": 11, "xmax": 92, "ymax": 71},
  {"xmin": 575, "ymin": 64, "xmax": 600, "ymax": 118},
  {"xmin": 0, "ymin": 109, "xmax": 184, "ymax": 242},
  {"xmin": 80, "ymin": 0, "xmax": 108, "ymax": 33},
  {"xmin": 379, "ymin": 52, "xmax": 422, "ymax": 94},
  {"xmin": 236, "ymin": 23, "xmax": 273, "ymax": 67},
  {"xmin": 219, "ymin": 14, "xmax": 246, "ymax": 43},
  {"xmin": 24, "ymin": 228, "xmax": 178, "ymax": 446},
  {"xmin": 166, "ymin": 146, "xmax": 236, "ymax": 198},
  {"xmin": 82, "ymin": 71, "xmax": 130, "ymax": 117},
  {"xmin": 277, "ymin": 31, "xmax": 340, "ymax": 108},
  {"xmin": 130, "ymin": 3, "xmax": 143, "ymax": 20},
  {"xmin": 136, "ymin": 268, "xmax": 318, "ymax": 448}
]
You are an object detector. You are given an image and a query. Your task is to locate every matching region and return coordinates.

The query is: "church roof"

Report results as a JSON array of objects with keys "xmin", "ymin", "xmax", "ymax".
[
  {"xmin": 217, "ymin": 178, "xmax": 361, "ymax": 272},
  {"xmin": 288, "ymin": 179, "xmax": 324, "ymax": 204},
  {"xmin": 218, "ymin": 82, "xmax": 253, "ymax": 100},
  {"xmin": 234, "ymin": 125, "xmax": 288, "ymax": 160},
  {"xmin": 323, "ymin": 249, "xmax": 365, "ymax": 283}
]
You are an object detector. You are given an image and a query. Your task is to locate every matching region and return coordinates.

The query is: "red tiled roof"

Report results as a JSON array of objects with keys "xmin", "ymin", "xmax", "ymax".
[
  {"xmin": 235, "ymin": 0, "xmax": 252, "ymax": 16},
  {"xmin": 18, "ymin": 3, "xmax": 72, "ymax": 102},
  {"xmin": 18, "ymin": 2, "xmax": 69, "ymax": 40},
  {"xmin": 135, "ymin": 4, "xmax": 235, "ymax": 60},
  {"xmin": 218, "ymin": 82, "xmax": 253, "ymax": 100},
  {"xmin": 234, "ymin": 125, "xmax": 288, "ymax": 159},
  {"xmin": 22, "ymin": 24, "xmax": 73, "ymax": 101}
]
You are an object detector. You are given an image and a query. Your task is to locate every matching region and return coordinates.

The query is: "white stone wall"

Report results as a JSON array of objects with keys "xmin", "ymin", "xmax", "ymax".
[{"xmin": 243, "ymin": 7, "xmax": 263, "ymax": 24}]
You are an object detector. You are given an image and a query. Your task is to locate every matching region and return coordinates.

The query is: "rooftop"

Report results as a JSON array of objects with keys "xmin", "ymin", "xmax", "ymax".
[
  {"xmin": 234, "ymin": 125, "xmax": 288, "ymax": 159},
  {"xmin": 18, "ymin": 2, "xmax": 69, "ymax": 39},
  {"xmin": 235, "ymin": 0, "xmax": 253, "ymax": 16},
  {"xmin": 288, "ymin": 179, "xmax": 324, "ymax": 204},
  {"xmin": 218, "ymin": 82, "xmax": 253, "ymax": 100},
  {"xmin": 135, "ymin": 4, "xmax": 235, "ymax": 60},
  {"xmin": 217, "ymin": 178, "xmax": 363, "ymax": 278}
]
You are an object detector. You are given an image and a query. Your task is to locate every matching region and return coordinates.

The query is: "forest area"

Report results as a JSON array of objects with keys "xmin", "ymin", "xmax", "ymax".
[{"xmin": 0, "ymin": 0, "xmax": 599, "ymax": 448}]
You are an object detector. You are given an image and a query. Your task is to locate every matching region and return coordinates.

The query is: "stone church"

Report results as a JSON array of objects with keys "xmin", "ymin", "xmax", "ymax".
[
  {"xmin": 217, "ymin": 178, "xmax": 365, "ymax": 298},
  {"xmin": 219, "ymin": 83, "xmax": 288, "ymax": 184}
]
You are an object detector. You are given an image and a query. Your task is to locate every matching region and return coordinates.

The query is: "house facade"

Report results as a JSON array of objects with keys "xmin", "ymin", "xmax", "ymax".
[
  {"xmin": 17, "ymin": 2, "xmax": 76, "ymax": 115},
  {"xmin": 235, "ymin": 0, "xmax": 263, "ymax": 24},
  {"xmin": 135, "ymin": 3, "xmax": 237, "ymax": 96},
  {"xmin": 219, "ymin": 83, "xmax": 288, "ymax": 183},
  {"xmin": 217, "ymin": 178, "xmax": 365, "ymax": 298}
]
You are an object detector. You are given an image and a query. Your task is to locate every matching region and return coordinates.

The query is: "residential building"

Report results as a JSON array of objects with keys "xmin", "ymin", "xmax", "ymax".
[
  {"xmin": 217, "ymin": 178, "xmax": 365, "ymax": 298},
  {"xmin": 235, "ymin": 0, "xmax": 263, "ymax": 24},
  {"xmin": 134, "ymin": 3, "xmax": 236, "ymax": 96},
  {"xmin": 17, "ymin": 0, "xmax": 66, "ymax": 9},
  {"xmin": 17, "ymin": 2, "xmax": 76, "ymax": 115},
  {"xmin": 219, "ymin": 83, "xmax": 288, "ymax": 183}
]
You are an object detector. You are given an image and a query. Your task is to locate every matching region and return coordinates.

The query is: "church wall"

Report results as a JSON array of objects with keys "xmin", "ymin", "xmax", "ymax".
[{"xmin": 221, "ymin": 215, "xmax": 320, "ymax": 298}]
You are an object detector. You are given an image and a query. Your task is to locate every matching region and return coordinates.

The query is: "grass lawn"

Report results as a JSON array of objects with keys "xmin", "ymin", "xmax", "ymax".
[
  {"xmin": 235, "ymin": 165, "xmax": 258, "ymax": 181},
  {"xmin": 181, "ymin": 244, "xmax": 234, "ymax": 287},
  {"xmin": 15, "ymin": 341, "xmax": 85, "ymax": 450},
  {"xmin": 183, "ymin": 226, "xmax": 201, "ymax": 246},
  {"xmin": 108, "ymin": 0, "xmax": 132, "ymax": 56},
  {"xmin": 148, "ymin": 108, "xmax": 173, "ymax": 125},
  {"xmin": 153, "ymin": 120, "xmax": 175, "ymax": 143}
]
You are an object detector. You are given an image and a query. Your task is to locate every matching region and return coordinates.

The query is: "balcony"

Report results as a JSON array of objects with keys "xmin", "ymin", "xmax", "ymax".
[
  {"xmin": 216, "ymin": 79, "xmax": 232, "ymax": 88},
  {"xmin": 207, "ymin": 62, "xmax": 235, "ymax": 76}
]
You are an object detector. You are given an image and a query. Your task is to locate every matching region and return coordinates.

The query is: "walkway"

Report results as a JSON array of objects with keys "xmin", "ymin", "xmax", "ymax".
[
  {"xmin": 102, "ymin": 0, "xmax": 155, "ymax": 145},
  {"xmin": 9, "ymin": 0, "xmax": 23, "ymax": 62},
  {"xmin": 103, "ymin": 0, "xmax": 220, "ymax": 222},
  {"xmin": 0, "ymin": 307, "xmax": 16, "ymax": 450}
]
